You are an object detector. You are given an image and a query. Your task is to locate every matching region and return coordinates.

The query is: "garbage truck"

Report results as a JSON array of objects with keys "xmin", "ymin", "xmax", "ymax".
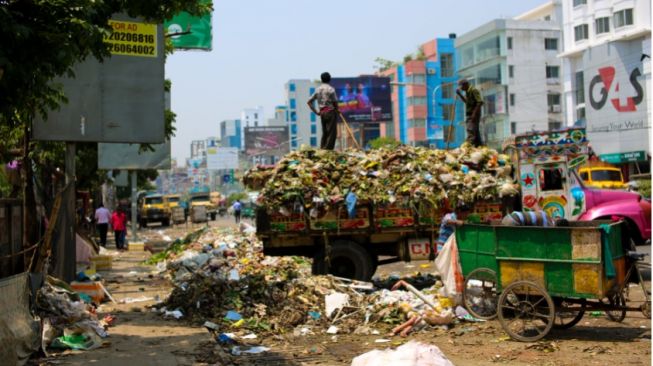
[{"xmin": 254, "ymin": 128, "xmax": 650, "ymax": 281}]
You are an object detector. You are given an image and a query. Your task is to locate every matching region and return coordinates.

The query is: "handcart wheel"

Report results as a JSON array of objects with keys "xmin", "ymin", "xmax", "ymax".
[
  {"xmin": 463, "ymin": 268, "xmax": 498, "ymax": 320},
  {"xmin": 497, "ymin": 280, "xmax": 554, "ymax": 342},
  {"xmin": 605, "ymin": 291, "xmax": 627, "ymax": 322},
  {"xmin": 553, "ymin": 298, "xmax": 586, "ymax": 329}
]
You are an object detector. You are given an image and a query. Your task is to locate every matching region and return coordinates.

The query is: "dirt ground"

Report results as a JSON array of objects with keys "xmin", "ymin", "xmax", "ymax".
[{"xmin": 31, "ymin": 219, "xmax": 653, "ymax": 366}]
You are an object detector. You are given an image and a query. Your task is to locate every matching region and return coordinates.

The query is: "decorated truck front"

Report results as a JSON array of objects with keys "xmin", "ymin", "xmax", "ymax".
[{"xmin": 511, "ymin": 128, "xmax": 650, "ymax": 244}]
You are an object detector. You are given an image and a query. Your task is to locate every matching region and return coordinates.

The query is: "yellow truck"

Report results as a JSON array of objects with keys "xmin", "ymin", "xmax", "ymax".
[
  {"xmin": 189, "ymin": 192, "xmax": 217, "ymax": 221},
  {"xmin": 578, "ymin": 163, "xmax": 626, "ymax": 189},
  {"xmin": 139, "ymin": 194, "xmax": 171, "ymax": 227}
]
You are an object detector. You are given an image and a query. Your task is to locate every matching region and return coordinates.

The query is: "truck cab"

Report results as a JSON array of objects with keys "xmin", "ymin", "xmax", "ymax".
[
  {"xmin": 139, "ymin": 194, "xmax": 171, "ymax": 227},
  {"xmin": 511, "ymin": 128, "xmax": 650, "ymax": 244},
  {"xmin": 578, "ymin": 165, "xmax": 626, "ymax": 190},
  {"xmin": 189, "ymin": 192, "xmax": 217, "ymax": 221}
]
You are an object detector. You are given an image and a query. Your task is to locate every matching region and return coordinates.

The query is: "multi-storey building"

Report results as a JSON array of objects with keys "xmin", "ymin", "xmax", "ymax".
[
  {"xmin": 559, "ymin": 0, "xmax": 650, "ymax": 175},
  {"xmin": 455, "ymin": 1, "xmax": 563, "ymax": 148},
  {"xmin": 266, "ymin": 105, "xmax": 288, "ymax": 127},
  {"xmin": 285, "ymin": 79, "xmax": 320, "ymax": 149},
  {"xmin": 240, "ymin": 107, "xmax": 265, "ymax": 148},
  {"xmin": 190, "ymin": 139, "xmax": 206, "ymax": 159},
  {"xmin": 219, "ymin": 119, "xmax": 242, "ymax": 149},
  {"xmin": 379, "ymin": 36, "xmax": 464, "ymax": 148}
]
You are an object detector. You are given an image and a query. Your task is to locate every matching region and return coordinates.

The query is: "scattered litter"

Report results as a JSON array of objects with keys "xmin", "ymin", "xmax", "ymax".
[
  {"xmin": 163, "ymin": 310, "xmax": 183, "ymax": 319},
  {"xmin": 325, "ymin": 292, "xmax": 350, "ymax": 318},
  {"xmin": 231, "ymin": 346, "xmax": 270, "ymax": 355},
  {"xmin": 374, "ymin": 339, "xmax": 391, "ymax": 343},
  {"xmin": 224, "ymin": 311, "xmax": 243, "ymax": 322},
  {"xmin": 326, "ymin": 326, "xmax": 339, "ymax": 334},
  {"xmin": 119, "ymin": 296, "xmax": 154, "ymax": 304},
  {"xmin": 242, "ymin": 333, "xmax": 257, "ymax": 339}
]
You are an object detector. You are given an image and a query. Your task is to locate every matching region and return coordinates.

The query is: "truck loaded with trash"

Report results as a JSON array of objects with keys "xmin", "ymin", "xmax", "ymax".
[{"xmin": 244, "ymin": 128, "xmax": 651, "ymax": 281}]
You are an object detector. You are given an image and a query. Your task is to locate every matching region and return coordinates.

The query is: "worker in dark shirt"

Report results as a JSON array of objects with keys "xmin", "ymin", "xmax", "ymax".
[{"xmin": 456, "ymin": 79, "xmax": 484, "ymax": 147}]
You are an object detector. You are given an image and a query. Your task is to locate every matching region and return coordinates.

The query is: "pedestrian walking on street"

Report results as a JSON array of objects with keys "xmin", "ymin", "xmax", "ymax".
[
  {"xmin": 232, "ymin": 199, "xmax": 242, "ymax": 224},
  {"xmin": 308, "ymin": 72, "xmax": 339, "ymax": 150},
  {"xmin": 456, "ymin": 79, "xmax": 484, "ymax": 147},
  {"xmin": 94, "ymin": 203, "xmax": 111, "ymax": 247},
  {"xmin": 111, "ymin": 207, "xmax": 127, "ymax": 250}
]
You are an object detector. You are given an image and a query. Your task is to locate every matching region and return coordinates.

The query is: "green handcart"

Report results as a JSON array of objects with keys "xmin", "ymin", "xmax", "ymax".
[{"xmin": 457, "ymin": 221, "xmax": 650, "ymax": 341}]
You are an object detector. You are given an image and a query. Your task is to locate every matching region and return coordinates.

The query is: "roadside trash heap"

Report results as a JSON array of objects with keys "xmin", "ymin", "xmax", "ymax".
[
  {"xmin": 153, "ymin": 227, "xmax": 483, "ymax": 357},
  {"xmin": 243, "ymin": 144, "xmax": 517, "ymax": 211},
  {"xmin": 36, "ymin": 277, "xmax": 114, "ymax": 352}
]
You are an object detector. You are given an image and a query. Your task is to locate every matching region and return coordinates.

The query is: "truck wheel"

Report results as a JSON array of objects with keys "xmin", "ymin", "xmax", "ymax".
[
  {"xmin": 162, "ymin": 219, "xmax": 170, "ymax": 227},
  {"xmin": 210, "ymin": 213, "xmax": 217, "ymax": 221},
  {"xmin": 139, "ymin": 219, "xmax": 147, "ymax": 228},
  {"xmin": 312, "ymin": 240, "xmax": 374, "ymax": 281}
]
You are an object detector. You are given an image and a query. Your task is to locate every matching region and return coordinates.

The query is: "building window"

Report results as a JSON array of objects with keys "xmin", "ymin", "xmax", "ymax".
[
  {"xmin": 254, "ymin": 113, "xmax": 258, "ymax": 119},
  {"xmin": 310, "ymin": 137, "xmax": 317, "ymax": 147},
  {"xmin": 511, "ymin": 122, "xmax": 517, "ymax": 135},
  {"xmin": 309, "ymin": 87, "xmax": 315, "ymax": 95},
  {"xmin": 576, "ymin": 107, "xmax": 586, "ymax": 121},
  {"xmin": 614, "ymin": 9, "xmax": 634, "ymax": 28},
  {"xmin": 311, "ymin": 124, "xmax": 317, "ymax": 134},
  {"xmin": 290, "ymin": 111, "xmax": 297, "ymax": 122},
  {"xmin": 408, "ymin": 119, "xmax": 426, "ymax": 128},
  {"xmin": 574, "ymin": 24, "xmax": 589, "ymax": 41},
  {"xmin": 291, "ymin": 139, "xmax": 298, "ymax": 148},
  {"xmin": 548, "ymin": 121, "xmax": 562, "ymax": 131},
  {"xmin": 546, "ymin": 66, "xmax": 559, "ymax": 78},
  {"xmin": 507, "ymin": 37, "xmax": 513, "ymax": 50},
  {"xmin": 405, "ymin": 74, "xmax": 426, "ymax": 84},
  {"xmin": 544, "ymin": 38, "xmax": 558, "ymax": 50},
  {"xmin": 441, "ymin": 84, "xmax": 454, "ymax": 99},
  {"xmin": 509, "ymin": 65, "xmax": 514, "ymax": 78},
  {"xmin": 595, "ymin": 17, "xmax": 610, "ymax": 34},
  {"xmin": 290, "ymin": 124, "xmax": 297, "ymax": 134},
  {"xmin": 510, "ymin": 93, "xmax": 515, "ymax": 106},
  {"xmin": 544, "ymin": 15, "xmax": 551, "ymax": 21},
  {"xmin": 289, "ymin": 98, "xmax": 296, "ymax": 109},
  {"xmin": 310, "ymin": 113, "xmax": 316, "ymax": 122},
  {"xmin": 547, "ymin": 93, "xmax": 561, "ymax": 112},
  {"xmin": 573, "ymin": 0, "xmax": 586, "ymax": 6},
  {"xmin": 289, "ymin": 83, "xmax": 296, "ymax": 92},
  {"xmin": 408, "ymin": 96, "xmax": 427, "ymax": 105},
  {"xmin": 440, "ymin": 53, "xmax": 454, "ymax": 77},
  {"xmin": 575, "ymin": 71, "xmax": 585, "ymax": 103}
]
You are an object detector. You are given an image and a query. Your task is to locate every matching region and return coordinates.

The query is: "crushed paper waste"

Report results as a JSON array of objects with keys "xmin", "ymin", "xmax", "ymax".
[
  {"xmin": 351, "ymin": 340, "xmax": 455, "ymax": 366},
  {"xmin": 243, "ymin": 144, "xmax": 517, "ymax": 211}
]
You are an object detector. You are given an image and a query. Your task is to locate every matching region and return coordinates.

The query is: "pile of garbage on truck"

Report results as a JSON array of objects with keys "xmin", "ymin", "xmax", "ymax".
[
  {"xmin": 153, "ymin": 227, "xmax": 482, "ymax": 341},
  {"xmin": 243, "ymin": 144, "xmax": 518, "ymax": 210}
]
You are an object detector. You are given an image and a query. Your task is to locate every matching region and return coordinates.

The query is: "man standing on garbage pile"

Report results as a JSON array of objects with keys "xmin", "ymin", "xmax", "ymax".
[
  {"xmin": 111, "ymin": 206, "xmax": 127, "ymax": 250},
  {"xmin": 232, "ymin": 199, "xmax": 242, "ymax": 224},
  {"xmin": 501, "ymin": 210, "xmax": 561, "ymax": 226},
  {"xmin": 94, "ymin": 203, "xmax": 111, "ymax": 247},
  {"xmin": 308, "ymin": 72, "xmax": 339, "ymax": 150},
  {"xmin": 456, "ymin": 79, "xmax": 484, "ymax": 147}
]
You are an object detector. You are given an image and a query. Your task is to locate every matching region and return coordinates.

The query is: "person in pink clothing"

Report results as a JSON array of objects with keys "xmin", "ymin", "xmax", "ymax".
[{"xmin": 111, "ymin": 207, "xmax": 127, "ymax": 250}]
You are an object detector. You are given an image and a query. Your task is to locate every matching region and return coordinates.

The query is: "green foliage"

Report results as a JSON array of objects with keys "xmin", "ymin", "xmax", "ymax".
[
  {"xmin": 144, "ymin": 227, "xmax": 207, "ymax": 264},
  {"xmin": 368, "ymin": 137, "xmax": 402, "ymax": 150},
  {"xmin": 227, "ymin": 192, "xmax": 249, "ymax": 205},
  {"xmin": 635, "ymin": 179, "xmax": 651, "ymax": 198},
  {"xmin": 373, "ymin": 57, "xmax": 397, "ymax": 72}
]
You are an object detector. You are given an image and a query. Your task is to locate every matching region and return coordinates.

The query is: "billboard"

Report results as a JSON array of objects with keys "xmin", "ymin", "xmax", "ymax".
[
  {"xmin": 244, "ymin": 126, "xmax": 289, "ymax": 156},
  {"xmin": 207, "ymin": 147, "xmax": 239, "ymax": 170},
  {"xmin": 33, "ymin": 15, "xmax": 165, "ymax": 143},
  {"xmin": 164, "ymin": 0, "xmax": 212, "ymax": 50},
  {"xmin": 331, "ymin": 76, "xmax": 392, "ymax": 122},
  {"xmin": 98, "ymin": 141, "xmax": 171, "ymax": 170},
  {"xmin": 584, "ymin": 40, "xmax": 649, "ymax": 156}
]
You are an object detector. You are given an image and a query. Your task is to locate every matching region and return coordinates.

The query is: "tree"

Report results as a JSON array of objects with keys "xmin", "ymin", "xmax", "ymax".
[
  {"xmin": 368, "ymin": 137, "xmax": 402, "ymax": 150},
  {"xmin": 0, "ymin": 1, "xmax": 211, "ymax": 250},
  {"xmin": 373, "ymin": 57, "xmax": 397, "ymax": 73}
]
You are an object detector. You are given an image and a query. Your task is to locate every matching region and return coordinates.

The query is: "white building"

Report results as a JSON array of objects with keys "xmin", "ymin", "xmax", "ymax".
[
  {"xmin": 267, "ymin": 105, "xmax": 288, "ymax": 127},
  {"xmin": 240, "ymin": 106, "xmax": 265, "ymax": 149},
  {"xmin": 285, "ymin": 79, "xmax": 320, "ymax": 149},
  {"xmin": 455, "ymin": 2, "xmax": 564, "ymax": 148},
  {"xmin": 559, "ymin": 0, "xmax": 650, "ymax": 173}
]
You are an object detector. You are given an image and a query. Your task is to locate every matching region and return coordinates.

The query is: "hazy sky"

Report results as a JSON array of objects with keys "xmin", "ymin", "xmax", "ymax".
[{"xmin": 166, "ymin": 0, "xmax": 547, "ymax": 164}]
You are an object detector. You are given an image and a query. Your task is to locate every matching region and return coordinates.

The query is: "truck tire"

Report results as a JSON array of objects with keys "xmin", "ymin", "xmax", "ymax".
[
  {"xmin": 210, "ymin": 212, "xmax": 217, "ymax": 221},
  {"xmin": 312, "ymin": 240, "xmax": 374, "ymax": 281},
  {"xmin": 162, "ymin": 218, "xmax": 170, "ymax": 227},
  {"xmin": 139, "ymin": 219, "xmax": 147, "ymax": 228}
]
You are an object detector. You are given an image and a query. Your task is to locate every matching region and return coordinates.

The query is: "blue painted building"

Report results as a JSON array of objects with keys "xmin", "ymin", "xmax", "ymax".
[{"xmin": 380, "ymin": 35, "xmax": 465, "ymax": 148}]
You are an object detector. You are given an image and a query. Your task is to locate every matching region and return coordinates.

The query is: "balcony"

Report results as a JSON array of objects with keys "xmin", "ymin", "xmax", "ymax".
[
  {"xmin": 406, "ymin": 85, "xmax": 427, "ymax": 97},
  {"xmin": 407, "ymin": 105, "xmax": 427, "ymax": 119},
  {"xmin": 548, "ymin": 105, "xmax": 562, "ymax": 113}
]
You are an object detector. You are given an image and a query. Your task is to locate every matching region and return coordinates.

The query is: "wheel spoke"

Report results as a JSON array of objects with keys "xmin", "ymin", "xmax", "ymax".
[{"xmin": 531, "ymin": 296, "xmax": 546, "ymax": 308}]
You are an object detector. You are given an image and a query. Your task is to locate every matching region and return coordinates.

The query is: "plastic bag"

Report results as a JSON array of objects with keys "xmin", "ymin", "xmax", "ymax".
[
  {"xmin": 434, "ymin": 235, "xmax": 464, "ymax": 299},
  {"xmin": 351, "ymin": 340, "xmax": 454, "ymax": 366}
]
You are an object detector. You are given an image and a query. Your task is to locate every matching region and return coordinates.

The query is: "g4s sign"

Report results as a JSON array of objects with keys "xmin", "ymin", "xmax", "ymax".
[{"xmin": 589, "ymin": 66, "xmax": 644, "ymax": 112}]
